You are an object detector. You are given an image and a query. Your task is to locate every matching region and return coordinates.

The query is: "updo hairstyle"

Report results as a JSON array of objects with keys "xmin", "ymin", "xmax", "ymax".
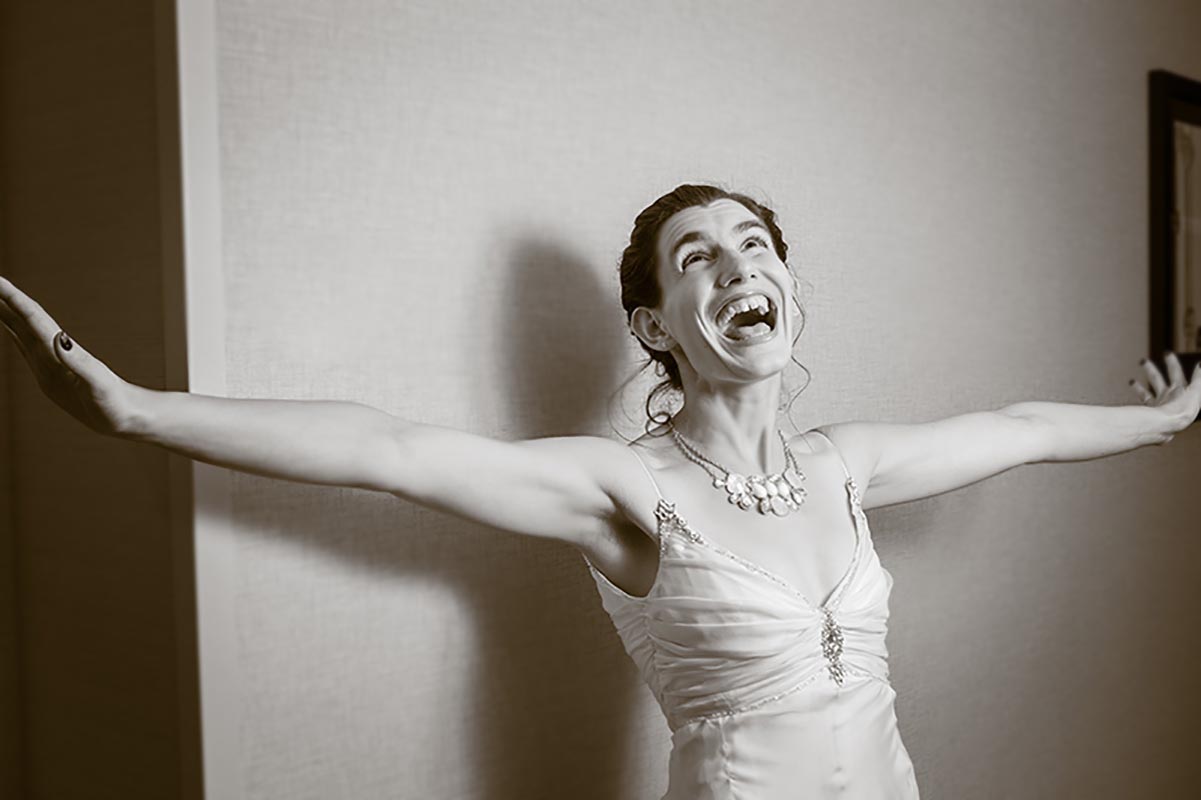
[{"xmin": 617, "ymin": 184, "xmax": 808, "ymax": 434}]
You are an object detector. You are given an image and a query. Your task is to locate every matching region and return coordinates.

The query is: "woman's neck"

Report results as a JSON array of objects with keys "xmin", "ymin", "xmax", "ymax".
[{"xmin": 670, "ymin": 373, "xmax": 787, "ymax": 475}]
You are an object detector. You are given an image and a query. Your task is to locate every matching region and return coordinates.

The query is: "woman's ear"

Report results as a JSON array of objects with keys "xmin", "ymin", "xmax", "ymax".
[
  {"xmin": 630, "ymin": 306, "xmax": 676, "ymax": 352},
  {"xmin": 787, "ymin": 268, "xmax": 804, "ymax": 328}
]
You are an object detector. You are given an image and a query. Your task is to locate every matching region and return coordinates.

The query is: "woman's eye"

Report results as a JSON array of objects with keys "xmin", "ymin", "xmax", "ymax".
[
  {"xmin": 682, "ymin": 252, "xmax": 710, "ymax": 268},
  {"xmin": 743, "ymin": 236, "xmax": 768, "ymax": 250}
]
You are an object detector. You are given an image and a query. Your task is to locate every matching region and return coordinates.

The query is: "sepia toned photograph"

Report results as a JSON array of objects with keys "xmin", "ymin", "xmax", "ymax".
[{"xmin": 3, "ymin": 3, "xmax": 1201, "ymax": 799}]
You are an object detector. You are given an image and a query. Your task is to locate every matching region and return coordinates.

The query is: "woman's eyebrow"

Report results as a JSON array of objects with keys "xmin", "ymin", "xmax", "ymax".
[
  {"xmin": 732, "ymin": 219, "xmax": 769, "ymax": 236},
  {"xmin": 670, "ymin": 231, "xmax": 710, "ymax": 261},
  {"xmin": 670, "ymin": 219, "xmax": 768, "ymax": 261}
]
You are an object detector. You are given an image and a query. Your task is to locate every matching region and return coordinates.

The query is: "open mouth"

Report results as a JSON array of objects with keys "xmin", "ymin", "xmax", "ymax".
[{"xmin": 714, "ymin": 292, "xmax": 779, "ymax": 342}]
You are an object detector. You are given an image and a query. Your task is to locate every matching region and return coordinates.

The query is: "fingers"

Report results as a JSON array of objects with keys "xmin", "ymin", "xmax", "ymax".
[
  {"xmin": 0, "ymin": 291, "xmax": 29, "ymax": 341},
  {"xmin": 1, "ymin": 320, "xmax": 31, "ymax": 361},
  {"xmin": 0, "ymin": 279, "xmax": 78, "ymax": 392},
  {"xmin": 52, "ymin": 330, "xmax": 72, "ymax": 360},
  {"xmin": 1131, "ymin": 352, "xmax": 1174, "ymax": 404},
  {"xmin": 1131, "ymin": 351, "xmax": 1201, "ymax": 408},
  {"xmin": 1164, "ymin": 351, "xmax": 1186, "ymax": 387},
  {"xmin": 0, "ymin": 295, "xmax": 35, "ymax": 363},
  {"xmin": 1140, "ymin": 357, "xmax": 1167, "ymax": 394},
  {"xmin": 0, "ymin": 275, "xmax": 63, "ymax": 350},
  {"xmin": 52, "ymin": 330, "xmax": 91, "ymax": 379}
]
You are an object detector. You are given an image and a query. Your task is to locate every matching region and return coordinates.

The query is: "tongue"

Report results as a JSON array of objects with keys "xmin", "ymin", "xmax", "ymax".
[{"xmin": 726, "ymin": 321, "xmax": 771, "ymax": 340}]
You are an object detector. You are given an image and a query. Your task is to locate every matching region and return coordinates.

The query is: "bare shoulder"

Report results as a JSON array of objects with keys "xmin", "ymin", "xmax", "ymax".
[
  {"xmin": 564, "ymin": 430, "xmax": 675, "ymax": 597},
  {"xmin": 626, "ymin": 423, "xmax": 679, "ymax": 459},
  {"xmin": 515, "ymin": 432, "xmax": 663, "ymax": 516},
  {"xmin": 790, "ymin": 422, "xmax": 879, "ymax": 497}
]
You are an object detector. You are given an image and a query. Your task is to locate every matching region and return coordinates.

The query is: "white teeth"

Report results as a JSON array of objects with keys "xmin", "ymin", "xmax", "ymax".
[{"xmin": 716, "ymin": 293, "xmax": 772, "ymax": 328}]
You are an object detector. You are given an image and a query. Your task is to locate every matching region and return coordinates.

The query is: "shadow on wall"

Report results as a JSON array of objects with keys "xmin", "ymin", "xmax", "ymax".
[
  {"xmin": 215, "ymin": 236, "xmax": 653, "ymax": 797},
  {"xmin": 467, "ymin": 235, "xmax": 650, "ymax": 797},
  {"xmin": 490, "ymin": 235, "xmax": 636, "ymax": 438}
]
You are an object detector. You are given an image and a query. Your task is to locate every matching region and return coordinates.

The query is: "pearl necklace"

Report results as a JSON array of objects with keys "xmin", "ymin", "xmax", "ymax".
[{"xmin": 668, "ymin": 421, "xmax": 808, "ymax": 517}]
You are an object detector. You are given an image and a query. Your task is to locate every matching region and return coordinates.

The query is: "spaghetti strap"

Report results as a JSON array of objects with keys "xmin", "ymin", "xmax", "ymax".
[
  {"xmin": 627, "ymin": 446, "xmax": 665, "ymax": 501},
  {"xmin": 805, "ymin": 428, "xmax": 853, "ymax": 483}
]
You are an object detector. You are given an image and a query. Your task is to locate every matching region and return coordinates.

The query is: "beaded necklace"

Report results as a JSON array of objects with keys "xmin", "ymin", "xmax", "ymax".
[{"xmin": 668, "ymin": 421, "xmax": 808, "ymax": 517}]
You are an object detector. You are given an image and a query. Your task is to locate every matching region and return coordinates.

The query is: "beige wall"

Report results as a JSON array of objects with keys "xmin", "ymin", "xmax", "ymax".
[
  {"xmin": 0, "ymin": 2, "xmax": 198, "ymax": 798},
  {"xmin": 202, "ymin": 2, "xmax": 1201, "ymax": 797}
]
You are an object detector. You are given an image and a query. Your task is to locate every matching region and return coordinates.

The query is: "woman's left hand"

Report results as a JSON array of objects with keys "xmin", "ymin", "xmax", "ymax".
[{"xmin": 1129, "ymin": 351, "xmax": 1201, "ymax": 433}]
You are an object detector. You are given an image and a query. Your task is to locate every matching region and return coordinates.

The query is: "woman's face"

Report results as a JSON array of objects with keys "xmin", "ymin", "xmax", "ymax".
[{"xmin": 645, "ymin": 198, "xmax": 797, "ymax": 385}]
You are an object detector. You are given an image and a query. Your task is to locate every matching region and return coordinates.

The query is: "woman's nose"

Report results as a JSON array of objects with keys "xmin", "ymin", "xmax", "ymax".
[{"xmin": 718, "ymin": 252, "xmax": 758, "ymax": 287}]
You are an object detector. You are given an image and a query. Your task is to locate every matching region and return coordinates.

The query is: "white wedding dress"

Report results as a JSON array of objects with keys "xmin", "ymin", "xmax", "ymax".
[{"xmin": 583, "ymin": 430, "xmax": 921, "ymax": 799}]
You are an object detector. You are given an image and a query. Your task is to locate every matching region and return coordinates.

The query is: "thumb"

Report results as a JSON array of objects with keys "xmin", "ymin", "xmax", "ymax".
[
  {"xmin": 52, "ymin": 330, "xmax": 92, "ymax": 378},
  {"xmin": 53, "ymin": 329, "xmax": 74, "ymax": 362}
]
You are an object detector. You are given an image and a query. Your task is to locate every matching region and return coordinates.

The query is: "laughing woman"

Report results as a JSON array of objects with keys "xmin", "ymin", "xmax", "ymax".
[{"xmin": 2, "ymin": 184, "xmax": 1198, "ymax": 799}]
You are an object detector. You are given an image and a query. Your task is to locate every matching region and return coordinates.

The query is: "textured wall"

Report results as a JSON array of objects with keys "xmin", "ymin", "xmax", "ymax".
[
  {"xmin": 209, "ymin": 1, "xmax": 1201, "ymax": 797},
  {"xmin": 0, "ymin": 2, "xmax": 189, "ymax": 797}
]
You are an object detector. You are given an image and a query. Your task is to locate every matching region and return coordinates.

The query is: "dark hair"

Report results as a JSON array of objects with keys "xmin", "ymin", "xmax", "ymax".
[{"xmin": 617, "ymin": 184, "xmax": 810, "ymax": 435}]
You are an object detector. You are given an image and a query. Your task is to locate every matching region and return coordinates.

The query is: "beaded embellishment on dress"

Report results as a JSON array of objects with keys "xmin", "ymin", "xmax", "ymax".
[
  {"xmin": 821, "ymin": 608, "xmax": 847, "ymax": 685},
  {"xmin": 581, "ymin": 433, "xmax": 921, "ymax": 798},
  {"xmin": 650, "ymin": 480, "xmax": 865, "ymax": 689}
]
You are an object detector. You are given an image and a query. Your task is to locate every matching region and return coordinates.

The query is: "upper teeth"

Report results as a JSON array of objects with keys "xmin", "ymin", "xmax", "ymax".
[{"xmin": 716, "ymin": 294, "xmax": 772, "ymax": 328}]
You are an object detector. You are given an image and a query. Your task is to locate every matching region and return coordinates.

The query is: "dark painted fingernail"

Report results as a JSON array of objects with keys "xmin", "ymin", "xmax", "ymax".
[
  {"xmin": 59, "ymin": 332, "xmax": 72, "ymax": 351},
  {"xmin": 1139, "ymin": 358, "xmax": 1147, "ymax": 365}
]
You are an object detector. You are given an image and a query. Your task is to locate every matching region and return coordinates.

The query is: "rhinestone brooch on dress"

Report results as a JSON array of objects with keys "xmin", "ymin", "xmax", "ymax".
[{"xmin": 820, "ymin": 608, "xmax": 847, "ymax": 686}]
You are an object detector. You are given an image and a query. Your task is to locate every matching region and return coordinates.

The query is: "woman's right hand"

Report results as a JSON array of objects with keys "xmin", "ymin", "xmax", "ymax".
[{"xmin": 0, "ymin": 276, "xmax": 140, "ymax": 437}]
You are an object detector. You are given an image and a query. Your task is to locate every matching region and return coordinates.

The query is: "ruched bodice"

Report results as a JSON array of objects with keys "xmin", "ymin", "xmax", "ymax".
[{"xmin": 583, "ymin": 431, "xmax": 920, "ymax": 799}]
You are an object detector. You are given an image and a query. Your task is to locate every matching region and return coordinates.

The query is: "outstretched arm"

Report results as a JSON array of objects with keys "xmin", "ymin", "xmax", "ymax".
[
  {"xmin": 0, "ymin": 276, "xmax": 631, "ymax": 547},
  {"xmin": 1012, "ymin": 352, "xmax": 1199, "ymax": 461},
  {"xmin": 822, "ymin": 353, "xmax": 1200, "ymax": 511}
]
